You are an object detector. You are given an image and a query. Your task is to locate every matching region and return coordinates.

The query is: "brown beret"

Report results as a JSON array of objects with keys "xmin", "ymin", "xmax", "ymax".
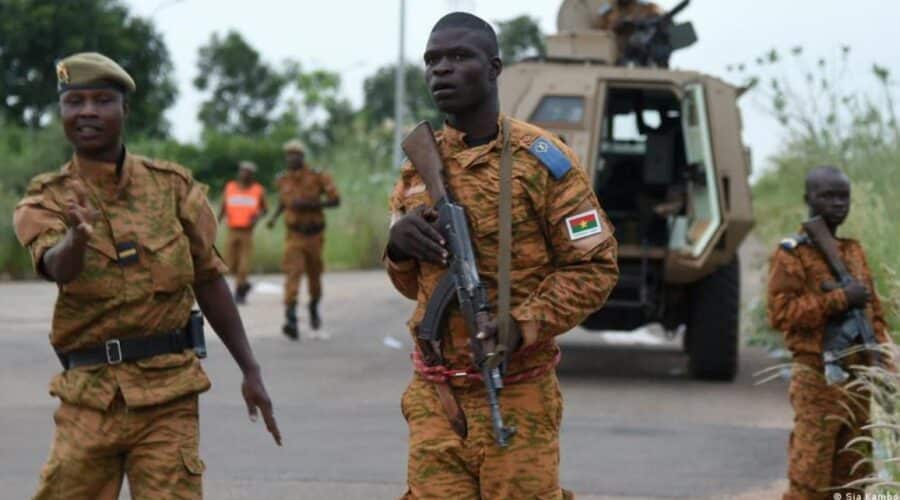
[
  {"xmin": 56, "ymin": 52, "xmax": 136, "ymax": 93},
  {"xmin": 282, "ymin": 140, "xmax": 306, "ymax": 154}
]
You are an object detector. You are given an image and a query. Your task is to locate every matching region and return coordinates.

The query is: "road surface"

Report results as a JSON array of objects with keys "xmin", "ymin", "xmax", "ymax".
[{"xmin": 0, "ymin": 247, "xmax": 791, "ymax": 499}]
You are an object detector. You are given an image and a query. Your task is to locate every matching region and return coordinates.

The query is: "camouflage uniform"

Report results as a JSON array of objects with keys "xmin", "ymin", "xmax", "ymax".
[
  {"xmin": 768, "ymin": 235, "xmax": 892, "ymax": 499},
  {"xmin": 276, "ymin": 167, "xmax": 339, "ymax": 305},
  {"xmin": 386, "ymin": 116, "xmax": 619, "ymax": 499},
  {"xmin": 13, "ymin": 152, "xmax": 225, "ymax": 499}
]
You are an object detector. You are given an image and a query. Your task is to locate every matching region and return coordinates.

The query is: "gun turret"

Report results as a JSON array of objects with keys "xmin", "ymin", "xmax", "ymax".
[{"xmin": 618, "ymin": 0, "xmax": 697, "ymax": 68}]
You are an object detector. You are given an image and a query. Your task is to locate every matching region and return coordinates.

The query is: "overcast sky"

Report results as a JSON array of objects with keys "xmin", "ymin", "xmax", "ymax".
[{"xmin": 127, "ymin": 0, "xmax": 900, "ymax": 172}]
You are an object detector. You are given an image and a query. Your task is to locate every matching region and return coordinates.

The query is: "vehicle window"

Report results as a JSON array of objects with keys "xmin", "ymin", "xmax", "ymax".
[
  {"xmin": 611, "ymin": 113, "xmax": 642, "ymax": 141},
  {"xmin": 530, "ymin": 96, "xmax": 585, "ymax": 124},
  {"xmin": 608, "ymin": 110, "xmax": 662, "ymax": 142}
]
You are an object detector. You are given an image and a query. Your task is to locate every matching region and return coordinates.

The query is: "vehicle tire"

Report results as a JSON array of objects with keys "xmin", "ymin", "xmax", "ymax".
[{"xmin": 686, "ymin": 256, "xmax": 740, "ymax": 381}]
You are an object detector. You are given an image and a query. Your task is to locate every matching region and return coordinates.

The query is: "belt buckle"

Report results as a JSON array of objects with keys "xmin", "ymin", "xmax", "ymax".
[{"xmin": 105, "ymin": 339, "xmax": 123, "ymax": 365}]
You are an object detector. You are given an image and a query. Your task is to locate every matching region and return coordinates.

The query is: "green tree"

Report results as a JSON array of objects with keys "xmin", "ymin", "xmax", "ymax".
[
  {"xmin": 284, "ymin": 65, "xmax": 355, "ymax": 149},
  {"xmin": 362, "ymin": 64, "xmax": 438, "ymax": 128},
  {"xmin": 496, "ymin": 15, "xmax": 546, "ymax": 63},
  {"xmin": 0, "ymin": 0, "xmax": 177, "ymax": 137},
  {"xmin": 194, "ymin": 31, "xmax": 287, "ymax": 136}
]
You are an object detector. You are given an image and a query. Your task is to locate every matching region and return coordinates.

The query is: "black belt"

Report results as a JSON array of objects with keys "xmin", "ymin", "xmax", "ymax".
[
  {"xmin": 58, "ymin": 329, "xmax": 192, "ymax": 370},
  {"xmin": 288, "ymin": 223, "xmax": 325, "ymax": 235}
]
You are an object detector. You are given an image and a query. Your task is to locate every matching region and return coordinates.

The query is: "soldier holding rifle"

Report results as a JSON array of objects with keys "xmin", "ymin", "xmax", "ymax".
[
  {"xmin": 268, "ymin": 140, "xmax": 340, "ymax": 340},
  {"xmin": 767, "ymin": 165, "xmax": 894, "ymax": 499},
  {"xmin": 385, "ymin": 13, "xmax": 618, "ymax": 499}
]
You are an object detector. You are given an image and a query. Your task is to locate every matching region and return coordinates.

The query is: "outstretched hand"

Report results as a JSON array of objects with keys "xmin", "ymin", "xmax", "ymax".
[
  {"xmin": 65, "ymin": 187, "xmax": 100, "ymax": 239},
  {"xmin": 241, "ymin": 369, "xmax": 282, "ymax": 446}
]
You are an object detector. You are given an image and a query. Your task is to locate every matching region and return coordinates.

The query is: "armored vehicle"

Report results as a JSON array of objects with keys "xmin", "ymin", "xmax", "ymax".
[{"xmin": 499, "ymin": 0, "xmax": 754, "ymax": 380}]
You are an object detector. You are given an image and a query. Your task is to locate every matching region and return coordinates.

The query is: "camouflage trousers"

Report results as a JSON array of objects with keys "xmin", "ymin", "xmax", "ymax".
[
  {"xmin": 283, "ymin": 232, "xmax": 324, "ymax": 305},
  {"xmin": 400, "ymin": 371, "xmax": 574, "ymax": 500},
  {"xmin": 784, "ymin": 357, "xmax": 872, "ymax": 500},
  {"xmin": 226, "ymin": 227, "xmax": 254, "ymax": 287},
  {"xmin": 33, "ymin": 393, "xmax": 204, "ymax": 500}
]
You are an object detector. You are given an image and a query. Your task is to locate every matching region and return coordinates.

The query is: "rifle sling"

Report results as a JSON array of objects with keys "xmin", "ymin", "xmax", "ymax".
[
  {"xmin": 497, "ymin": 117, "xmax": 513, "ymax": 358},
  {"xmin": 415, "ymin": 274, "xmax": 468, "ymax": 439}
]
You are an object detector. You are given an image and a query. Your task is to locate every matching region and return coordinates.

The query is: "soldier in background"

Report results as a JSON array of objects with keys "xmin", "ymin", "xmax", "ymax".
[
  {"xmin": 267, "ymin": 140, "xmax": 340, "ymax": 340},
  {"xmin": 767, "ymin": 166, "xmax": 894, "ymax": 499},
  {"xmin": 13, "ymin": 52, "xmax": 281, "ymax": 500},
  {"xmin": 593, "ymin": 0, "xmax": 663, "ymax": 62},
  {"xmin": 386, "ymin": 13, "xmax": 618, "ymax": 498},
  {"xmin": 219, "ymin": 161, "xmax": 267, "ymax": 304}
]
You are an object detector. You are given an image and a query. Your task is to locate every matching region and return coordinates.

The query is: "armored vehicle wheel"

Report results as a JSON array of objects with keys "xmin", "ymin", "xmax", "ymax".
[{"xmin": 686, "ymin": 257, "xmax": 739, "ymax": 381}]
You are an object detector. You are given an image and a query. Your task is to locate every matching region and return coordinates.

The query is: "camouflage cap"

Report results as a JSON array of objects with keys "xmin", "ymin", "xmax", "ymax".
[
  {"xmin": 282, "ymin": 140, "xmax": 306, "ymax": 154},
  {"xmin": 238, "ymin": 160, "xmax": 257, "ymax": 172},
  {"xmin": 56, "ymin": 52, "xmax": 136, "ymax": 94}
]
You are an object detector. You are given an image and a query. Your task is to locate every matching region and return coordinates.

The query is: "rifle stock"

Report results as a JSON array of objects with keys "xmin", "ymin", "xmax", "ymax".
[
  {"xmin": 802, "ymin": 217, "xmax": 851, "ymax": 277},
  {"xmin": 400, "ymin": 120, "xmax": 516, "ymax": 447},
  {"xmin": 401, "ymin": 121, "xmax": 448, "ymax": 204}
]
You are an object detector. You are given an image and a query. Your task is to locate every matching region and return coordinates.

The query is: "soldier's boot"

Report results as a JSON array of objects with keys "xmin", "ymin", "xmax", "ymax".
[
  {"xmin": 235, "ymin": 283, "xmax": 251, "ymax": 305},
  {"xmin": 234, "ymin": 283, "xmax": 246, "ymax": 305},
  {"xmin": 309, "ymin": 299, "xmax": 321, "ymax": 331},
  {"xmin": 282, "ymin": 302, "xmax": 299, "ymax": 341}
]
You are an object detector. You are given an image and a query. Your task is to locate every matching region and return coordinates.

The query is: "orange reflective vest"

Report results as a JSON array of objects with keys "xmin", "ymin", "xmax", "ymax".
[{"xmin": 224, "ymin": 181, "xmax": 265, "ymax": 229}]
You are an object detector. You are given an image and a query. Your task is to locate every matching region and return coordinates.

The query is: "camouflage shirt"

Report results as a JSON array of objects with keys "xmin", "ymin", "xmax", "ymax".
[
  {"xmin": 386, "ymin": 116, "xmax": 619, "ymax": 377},
  {"xmin": 276, "ymin": 166, "xmax": 340, "ymax": 229},
  {"xmin": 13, "ymin": 152, "xmax": 226, "ymax": 410},
  {"xmin": 593, "ymin": 1, "xmax": 663, "ymax": 30},
  {"xmin": 767, "ymin": 233, "xmax": 891, "ymax": 357}
]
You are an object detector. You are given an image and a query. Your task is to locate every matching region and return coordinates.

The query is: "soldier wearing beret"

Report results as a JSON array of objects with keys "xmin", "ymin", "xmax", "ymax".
[
  {"xmin": 13, "ymin": 52, "xmax": 282, "ymax": 500},
  {"xmin": 218, "ymin": 161, "xmax": 267, "ymax": 304},
  {"xmin": 385, "ymin": 13, "xmax": 618, "ymax": 499},
  {"xmin": 767, "ymin": 166, "xmax": 894, "ymax": 499},
  {"xmin": 266, "ymin": 140, "xmax": 340, "ymax": 340}
]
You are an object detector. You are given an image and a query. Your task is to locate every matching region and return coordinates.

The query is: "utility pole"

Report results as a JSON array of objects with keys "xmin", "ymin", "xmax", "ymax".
[{"xmin": 392, "ymin": 0, "xmax": 407, "ymax": 168}]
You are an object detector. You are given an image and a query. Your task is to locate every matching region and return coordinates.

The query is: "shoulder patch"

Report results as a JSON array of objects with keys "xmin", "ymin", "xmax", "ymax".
[
  {"xmin": 780, "ymin": 234, "xmax": 809, "ymax": 251},
  {"xmin": 566, "ymin": 209, "xmax": 603, "ymax": 240},
  {"xmin": 528, "ymin": 137, "xmax": 571, "ymax": 180}
]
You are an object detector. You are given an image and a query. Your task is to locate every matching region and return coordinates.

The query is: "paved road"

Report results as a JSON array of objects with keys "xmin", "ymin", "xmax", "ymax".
[{"xmin": 0, "ymin": 255, "xmax": 791, "ymax": 499}]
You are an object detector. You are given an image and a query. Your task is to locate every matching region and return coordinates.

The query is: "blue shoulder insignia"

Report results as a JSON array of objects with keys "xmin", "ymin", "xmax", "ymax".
[
  {"xmin": 529, "ymin": 137, "xmax": 571, "ymax": 180},
  {"xmin": 780, "ymin": 234, "xmax": 809, "ymax": 251}
]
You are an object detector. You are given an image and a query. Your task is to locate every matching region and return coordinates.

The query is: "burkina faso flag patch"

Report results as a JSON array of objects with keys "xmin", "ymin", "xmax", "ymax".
[{"xmin": 565, "ymin": 209, "xmax": 602, "ymax": 240}]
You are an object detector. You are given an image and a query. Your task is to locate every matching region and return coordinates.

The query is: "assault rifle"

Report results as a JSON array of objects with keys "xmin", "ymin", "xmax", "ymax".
[
  {"xmin": 401, "ymin": 121, "xmax": 516, "ymax": 447},
  {"xmin": 802, "ymin": 216, "xmax": 881, "ymax": 384}
]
